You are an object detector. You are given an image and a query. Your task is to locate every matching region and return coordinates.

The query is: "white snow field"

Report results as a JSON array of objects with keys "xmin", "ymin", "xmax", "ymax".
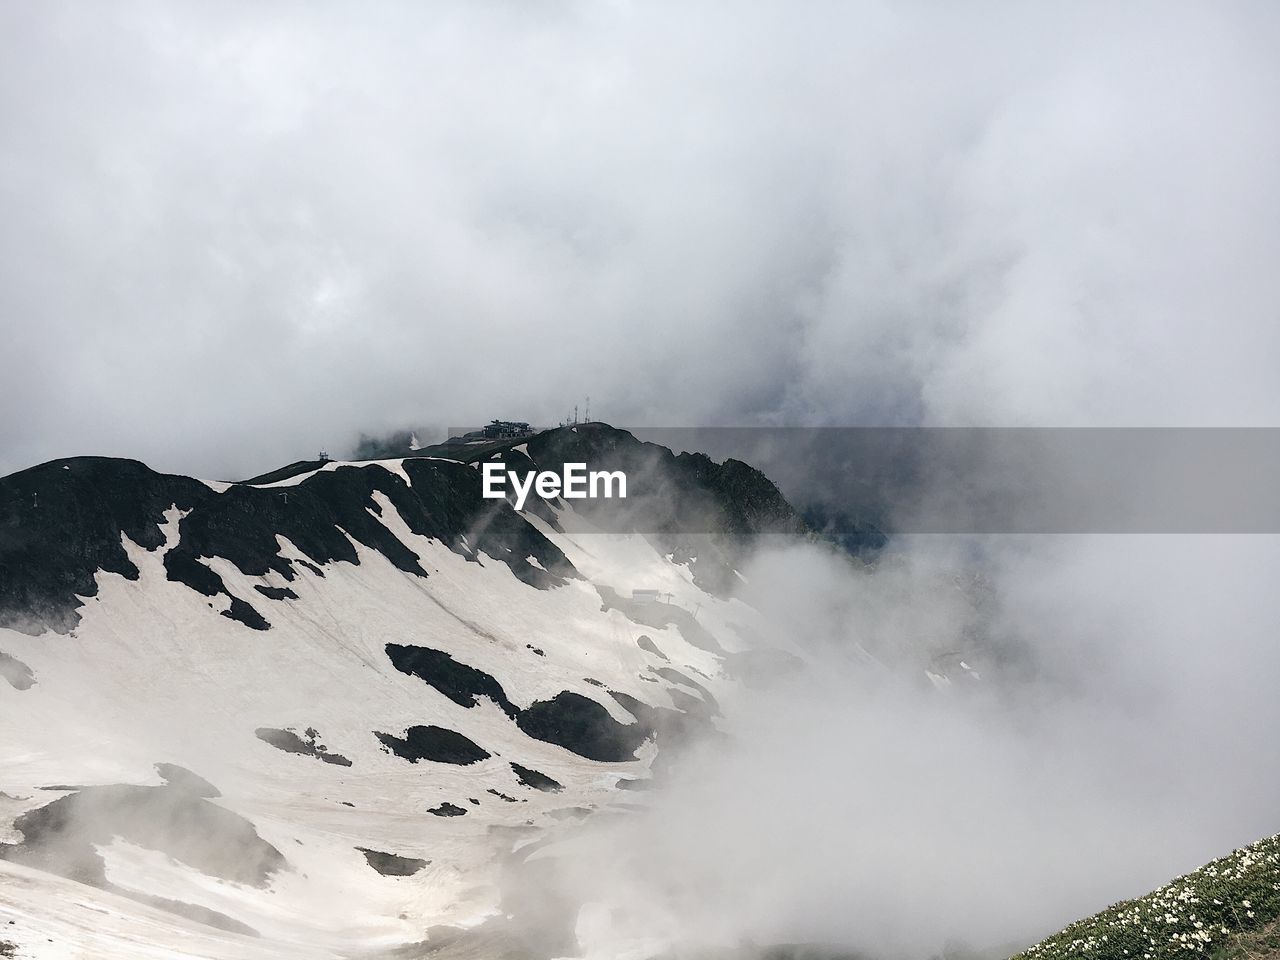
[{"xmin": 0, "ymin": 461, "xmax": 764, "ymax": 959}]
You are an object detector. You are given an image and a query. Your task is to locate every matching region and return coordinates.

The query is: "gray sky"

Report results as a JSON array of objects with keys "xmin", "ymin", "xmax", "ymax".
[
  {"xmin": 2, "ymin": 1, "xmax": 1279, "ymax": 480},
  {"xmin": 4, "ymin": 8, "xmax": 1280, "ymax": 952}
]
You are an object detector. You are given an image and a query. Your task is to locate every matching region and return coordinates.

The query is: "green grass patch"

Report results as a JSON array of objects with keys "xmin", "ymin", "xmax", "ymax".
[{"xmin": 1011, "ymin": 833, "xmax": 1280, "ymax": 960}]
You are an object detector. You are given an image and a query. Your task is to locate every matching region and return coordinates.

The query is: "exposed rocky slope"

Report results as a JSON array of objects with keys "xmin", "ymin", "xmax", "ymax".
[{"xmin": 0, "ymin": 425, "xmax": 808, "ymax": 959}]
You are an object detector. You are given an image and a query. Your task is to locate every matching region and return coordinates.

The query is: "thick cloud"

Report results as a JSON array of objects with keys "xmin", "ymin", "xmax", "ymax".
[
  {"xmin": 3, "ymin": 8, "xmax": 1279, "ymax": 953},
  {"xmin": 2, "ymin": 1, "xmax": 1278, "ymax": 480},
  {"xmin": 539, "ymin": 534, "xmax": 1280, "ymax": 958}
]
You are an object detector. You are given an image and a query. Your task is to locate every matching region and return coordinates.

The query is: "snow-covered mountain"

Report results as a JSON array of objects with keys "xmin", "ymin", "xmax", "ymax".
[{"xmin": 0, "ymin": 424, "xmax": 810, "ymax": 959}]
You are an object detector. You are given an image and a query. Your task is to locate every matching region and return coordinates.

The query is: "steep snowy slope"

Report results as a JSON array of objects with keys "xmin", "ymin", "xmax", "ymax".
[{"xmin": 0, "ymin": 426, "xmax": 803, "ymax": 959}]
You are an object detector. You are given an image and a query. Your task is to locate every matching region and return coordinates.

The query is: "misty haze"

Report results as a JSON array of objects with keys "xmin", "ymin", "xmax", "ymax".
[{"xmin": 2, "ymin": 3, "xmax": 1279, "ymax": 960}]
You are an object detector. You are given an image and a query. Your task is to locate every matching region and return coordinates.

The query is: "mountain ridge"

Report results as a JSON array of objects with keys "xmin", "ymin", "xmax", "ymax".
[
  {"xmin": 0, "ymin": 423, "xmax": 816, "ymax": 958},
  {"xmin": 0, "ymin": 423, "xmax": 807, "ymax": 636}
]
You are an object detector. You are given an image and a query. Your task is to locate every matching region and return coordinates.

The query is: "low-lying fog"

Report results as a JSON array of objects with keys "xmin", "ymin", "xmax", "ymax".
[{"xmin": 527, "ymin": 533, "xmax": 1280, "ymax": 960}]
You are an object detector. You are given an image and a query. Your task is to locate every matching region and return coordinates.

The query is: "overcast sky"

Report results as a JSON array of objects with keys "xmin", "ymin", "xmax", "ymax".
[{"xmin": 2, "ymin": 1, "xmax": 1279, "ymax": 480}]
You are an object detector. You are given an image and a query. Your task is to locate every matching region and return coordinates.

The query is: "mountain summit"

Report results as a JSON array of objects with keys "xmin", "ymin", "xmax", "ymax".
[{"xmin": 0, "ymin": 425, "xmax": 806, "ymax": 958}]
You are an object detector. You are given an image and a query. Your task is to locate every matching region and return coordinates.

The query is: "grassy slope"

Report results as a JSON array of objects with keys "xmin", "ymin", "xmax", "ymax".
[
  {"xmin": 1211, "ymin": 919, "xmax": 1280, "ymax": 959},
  {"xmin": 1010, "ymin": 834, "xmax": 1280, "ymax": 960}
]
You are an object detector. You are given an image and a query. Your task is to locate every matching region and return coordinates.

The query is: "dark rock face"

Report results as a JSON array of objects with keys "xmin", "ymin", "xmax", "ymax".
[
  {"xmin": 523, "ymin": 424, "xmax": 802, "ymax": 533},
  {"xmin": 0, "ymin": 424, "xmax": 806, "ymax": 639},
  {"xmin": 615, "ymin": 777, "xmax": 655, "ymax": 791},
  {"xmin": 0, "ymin": 783, "xmax": 286, "ymax": 889},
  {"xmin": 253, "ymin": 585, "xmax": 298, "ymax": 601},
  {"xmin": 239, "ymin": 460, "xmax": 327, "ymax": 486},
  {"xmin": 255, "ymin": 727, "xmax": 353, "ymax": 766},
  {"xmin": 608, "ymin": 690, "xmax": 706, "ymax": 751},
  {"xmin": 515, "ymin": 692, "xmax": 650, "ymax": 763},
  {"xmin": 0, "ymin": 651, "xmax": 34, "ymax": 690},
  {"xmin": 0, "ymin": 458, "xmax": 209, "ymax": 634},
  {"xmin": 376, "ymin": 725, "xmax": 490, "ymax": 765},
  {"xmin": 356, "ymin": 848, "xmax": 428, "ymax": 876},
  {"xmin": 800, "ymin": 504, "xmax": 889, "ymax": 559},
  {"xmin": 666, "ymin": 687, "xmax": 712, "ymax": 717},
  {"xmin": 652, "ymin": 666, "xmax": 721, "ymax": 715},
  {"xmin": 510, "ymin": 763, "xmax": 562, "ymax": 793},
  {"xmin": 220, "ymin": 596, "xmax": 271, "ymax": 631},
  {"xmin": 521, "ymin": 424, "xmax": 806, "ymax": 595},
  {"xmin": 402, "ymin": 423, "xmax": 809, "ymax": 594},
  {"xmin": 386, "ymin": 644, "xmax": 519, "ymax": 717},
  {"xmin": 163, "ymin": 466, "xmax": 433, "ymax": 600},
  {"xmin": 0, "ymin": 455, "xmax": 580, "ymax": 635},
  {"xmin": 386, "ymin": 644, "xmax": 655, "ymax": 765},
  {"xmin": 636, "ymin": 635, "xmax": 669, "ymax": 660},
  {"xmin": 154, "ymin": 763, "xmax": 220, "ymax": 798},
  {"xmin": 428, "ymin": 802, "xmax": 468, "ymax": 818}
]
